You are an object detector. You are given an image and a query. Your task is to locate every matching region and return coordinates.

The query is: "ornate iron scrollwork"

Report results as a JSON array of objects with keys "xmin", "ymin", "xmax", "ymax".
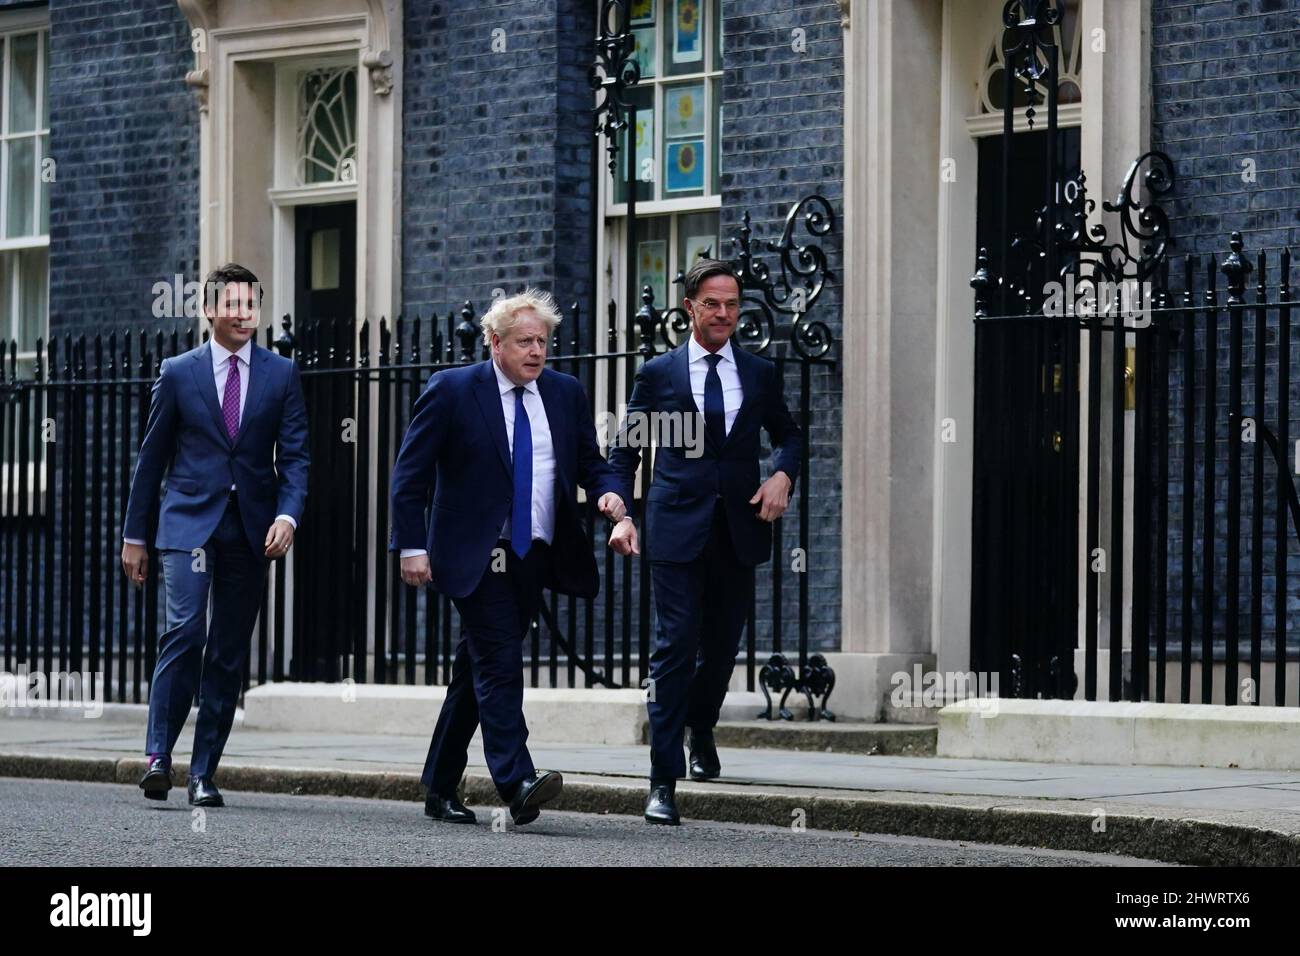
[
  {"xmin": 729, "ymin": 196, "xmax": 835, "ymax": 359},
  {"xmin": 1050, "ymin": 151, "xmax": 1176, "ymax": 290},
  {"xmin": 589, "ymin": 1, "xmax": 640, "ymax": 176},
  {"xmin": 974, "ymin": 152, "xmax": 1177, "ymax": 315},
  {"xmin": 637, "ymin": 193, "xmax": 837, "ymax": 358}
]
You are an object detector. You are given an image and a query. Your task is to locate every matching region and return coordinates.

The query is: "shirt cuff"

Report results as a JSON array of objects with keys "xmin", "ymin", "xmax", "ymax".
[
  {"xmin": 274, "ymin": 514, "xmax": 298, "ymax": 529},
  {"xmin": 123, "ymin": 537, "xmax": 146, "ymax": 546},
  {"xmin": 400, "ymin": 549, "xmax": 428, "ymax": 559}
]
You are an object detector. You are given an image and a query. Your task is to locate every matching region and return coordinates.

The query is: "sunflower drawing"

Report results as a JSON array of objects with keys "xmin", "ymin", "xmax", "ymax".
[
  {"xmin": 676, "ymin": 143, "xmax": 697, "ymax": 173},
  {"xmin": 678, "ymin": 0, "xmax": 698, "ymax": 35}
]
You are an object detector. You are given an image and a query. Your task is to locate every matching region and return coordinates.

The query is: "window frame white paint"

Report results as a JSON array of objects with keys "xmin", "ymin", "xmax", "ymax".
[{"xmin": 0, "ymin": 9, "xmax": 50, "ymax": 363}]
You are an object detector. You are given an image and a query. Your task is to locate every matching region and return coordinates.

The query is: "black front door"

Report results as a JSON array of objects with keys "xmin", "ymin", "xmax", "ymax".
[
  {"xmin": 294, "ymin": 201, "xmax": 357, "ymax": 326},
  {"xmin": 970, "ymin": 127, "xmax": 1081, "ymax": 699},
  {"xmin": 290, "ymin": 201, "xmax": 357, "ymax": 682}
]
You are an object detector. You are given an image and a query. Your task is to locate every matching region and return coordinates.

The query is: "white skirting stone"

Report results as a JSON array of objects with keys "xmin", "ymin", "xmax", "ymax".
[{"xmin": 939, "ymin": 697, "xmax": 1300, "ymax": 770}]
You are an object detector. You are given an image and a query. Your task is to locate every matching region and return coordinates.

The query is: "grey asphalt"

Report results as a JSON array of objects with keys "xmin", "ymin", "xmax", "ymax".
[{"xmin": 0, "ymin": 777, "xmax": 1164, "ymax": 867}]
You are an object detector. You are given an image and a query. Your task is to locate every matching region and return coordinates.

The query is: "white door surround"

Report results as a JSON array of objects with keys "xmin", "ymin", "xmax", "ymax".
[
  {"xmin": 838, "ymin": 0, "xmax": 1149, "ymax": 719},
  {"xmin": 176, "ymin": 0, "xmax": 402, "ymax": 332}
]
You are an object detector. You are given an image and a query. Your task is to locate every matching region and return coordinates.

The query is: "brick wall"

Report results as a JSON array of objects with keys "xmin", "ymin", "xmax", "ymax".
[
  {"xmin": 721, "ymin": 0, "xmax": 844, "ymax": 653},
  {"xmin": 401, "ymin": 0, "xmax": 597, "ymax": 334},
  {"xmin": 47, "ymin": 0, "xmax": 198, "ymax": 340},
  {"xmin": 1153, "ymin": 0, "xmax": 1300, "ymax": 665}
]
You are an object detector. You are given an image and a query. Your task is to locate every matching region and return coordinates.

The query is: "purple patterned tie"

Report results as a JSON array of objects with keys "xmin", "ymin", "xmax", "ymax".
[{"xmin": 222, "ymin": 354, "xmax": 241, "ymax": 442}]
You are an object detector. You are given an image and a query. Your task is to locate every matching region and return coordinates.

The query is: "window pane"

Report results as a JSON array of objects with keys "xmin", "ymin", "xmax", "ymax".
[
  {"xmin": 634, "ymin": 215, "xmax": 670, "ymax": 311},
  {"xmin": 310, "ymin": 228, "xmax": 341, "ymax": 290},
  {"xmin": 0, "ymin": 252, "xmax": 11, "ymax": 342},
  {"xmin": 676, "ymin": 211, "xmax": 720, "ymax": 277},
  {"xmin": 710, "ymin": 77, "xmax": 720, "ymax": 195},
  {"xmin": 298, "ymin": 67, "xmax": 357, "ymax": 185},
  {"xmin": 630, "ymin": 25, "xmax": 656, "ymax": 80},
  {"xmin": 613, "ymin": 85, "xmax": 654, "ymax": 204},
  {"xmin": 38, "ymin": 133, "xmax": 48, "ymax": 234},
  {"xmin": 662, "ymin": 81, "xmax": 705, "ymax": 198},
  {"xmin": 663, "ymin": 0, "xmax": 705, "ymax": 77},
  {"xmin": 41, "ymin": 32, "xmax": 49, "ymax": 130},
  {"xmin": 17, "ymin": 246, "xmax": 46, "ymax": 353},
  {"xmin": 6, "ymin": 137, "xmax": 35, "ymax": 237},
  {"xmin": 9, "ymin": 33, "xmax": 37, "ymax": 133},
  {"xmin": 712, "ymin": 0, "xmax": 721, "ymax": 70}
]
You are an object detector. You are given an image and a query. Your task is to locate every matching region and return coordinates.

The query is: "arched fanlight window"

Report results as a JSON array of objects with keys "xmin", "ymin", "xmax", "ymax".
[
  {"xmin": 297, "ymin": 66, "xmax": 358, "ymax": 185},
  {"xmin": 978, "ymin": 0, "xmax": 1082, "ymax": 115}
]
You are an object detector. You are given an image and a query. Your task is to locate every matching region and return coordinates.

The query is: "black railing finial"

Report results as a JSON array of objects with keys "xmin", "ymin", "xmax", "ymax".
[
  {"xmin": 635, "ymin": 284, "xmax": 657, "ymax": 355},
  {"xmin": 1221, "ymin": 231, "xmax": 1253, "ymax": 301},
  {"xmin": 274, "ymin": 314, "xmax": 295, "ymax": 357},
  {"xmin": 456, "ymin": 301, "xmax": 478, "ymax": 363}
]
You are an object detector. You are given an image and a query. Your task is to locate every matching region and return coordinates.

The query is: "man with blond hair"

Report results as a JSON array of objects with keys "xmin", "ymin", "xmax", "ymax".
[{"xmin": 390, "ymin": 289, "xmax": 628, "ymax": 827}]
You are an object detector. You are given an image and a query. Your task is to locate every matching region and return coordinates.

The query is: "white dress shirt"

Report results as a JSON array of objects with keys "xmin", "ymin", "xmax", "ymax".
[
  {"xmin": 123, "ymin": 338, "xmax": 296, "ymax": 545},
  {"xmin": 400, "ymin": 360, "xmax": 557, "ymax": 560},
  {"xmin": 688, "ymin": 336, "xmax": 743, "ymax": 434}
]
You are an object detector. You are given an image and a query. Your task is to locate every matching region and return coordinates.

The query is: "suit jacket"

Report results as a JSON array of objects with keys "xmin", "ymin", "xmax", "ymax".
[
  {"xmin": 123, "ymin": 341, "xmax": 310, "ymax": 556},
  {"xmin": 388, "ymin": 359, "xmax": 623, "ymax": 600},
  {"xmin": 608, "ymin": 340, "xmax": 803, "ymax": 566}
]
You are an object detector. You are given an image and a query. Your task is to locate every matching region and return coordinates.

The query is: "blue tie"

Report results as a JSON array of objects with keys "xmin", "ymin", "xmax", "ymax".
[
  {"xmin": 510, "ymin": 385, "xmax": 533, "ymax": 559},
  {"xmin": 704, "ymin": 353, "xmax": 726, "ymax": 450}
]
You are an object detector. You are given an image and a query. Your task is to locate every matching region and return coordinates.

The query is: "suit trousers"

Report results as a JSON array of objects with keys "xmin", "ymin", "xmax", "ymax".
[
  {"xmin": 646, "ymin": 500, "xmax": 754, "ymax": 783},
  {"xmin": 421, "ymin": 541, "xmax": 548, "ymax": 801},
  {"xmin": 145, "ymin": 495, "xmax": 268, "ymax": 779}
]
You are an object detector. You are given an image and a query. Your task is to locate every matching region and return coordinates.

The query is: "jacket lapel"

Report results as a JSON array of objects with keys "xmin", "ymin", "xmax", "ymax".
[
  {"xmin": 725, "ymin": 345, "xmax": 760, "ymax": 447},
  {"xmin": 670, "ymin": 341, "xmax": 694, "ymax": 415},
  {"xmin": 190, "ymin": 342, "xmax": 230, "ymax": 446},
  {"xmin": 233, "ymin": 344, "xmax": 271, "ymax": 450},
  {"xmin": 472, "ymin": 359, "xmax": 513, "ymax": 478}
]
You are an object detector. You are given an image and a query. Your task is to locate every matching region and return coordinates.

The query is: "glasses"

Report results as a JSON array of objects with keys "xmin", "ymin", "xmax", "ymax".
[{"xmin": 690, "ymin": 298, "xmax": 741, "ymax": 315}]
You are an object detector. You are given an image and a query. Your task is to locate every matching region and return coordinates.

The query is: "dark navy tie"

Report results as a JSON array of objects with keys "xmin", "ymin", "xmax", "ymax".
[
  {"xmin": 704, "ymin": 353, "xmax": 726, "ymax": 450},
  {"xmin": 510, "ymin": 385, "xmax": 533, "ymax": 559}
]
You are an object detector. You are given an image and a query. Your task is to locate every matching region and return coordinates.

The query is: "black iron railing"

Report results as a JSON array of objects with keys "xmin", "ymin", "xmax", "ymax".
[{"xmin": 0, "ymin": 291, "xmax": 833, "ymax": 709}]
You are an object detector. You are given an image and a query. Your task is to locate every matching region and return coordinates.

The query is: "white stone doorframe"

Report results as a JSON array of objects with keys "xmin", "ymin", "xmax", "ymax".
[
  {"xmin": 175, "ymin": 0, "xmax": 402, "ymax": 330},
  {"xmin": 175, "ymin": 0, "xmax": 403, "ymax": 684},
  {"xmin": 839, "ymin": 0, "xmax": 1149, "ymax": 720}
]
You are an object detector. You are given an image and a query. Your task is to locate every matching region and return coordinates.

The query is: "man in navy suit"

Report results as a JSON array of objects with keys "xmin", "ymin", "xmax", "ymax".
[
  {"xmin": 608, "ymin": 258, "xmax": 802, "ymax": 825},
  {"xmin": 122, "ymin": 263, "xmax": 309, "ymax": 808},
  {"xmin": 389, "ymin": 289, "xmax": 627, "ymax": 827}
]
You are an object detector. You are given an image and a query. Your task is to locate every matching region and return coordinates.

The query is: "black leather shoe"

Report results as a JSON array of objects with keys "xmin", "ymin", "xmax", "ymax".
[
  {"xmin": 644, "ymin": 781, "xmax": 680, "ymax": 825},
  {"xmin": 187, "ymin": 776, "xmax": 224, "ymax": 808},
  {"xmin": 508, "ymin": 770, "xmax": 563, "ymax": 826},
  {"xmin": 138, "ymin": 756, "xmax": 172, "ymax": 801},
  {"xmin": 425, "ymin": 793, "xmax": 477, "ymax": 823},
  {"xmin": 688, "ymin": 728, "xmax": 721, "ymax": 781}
]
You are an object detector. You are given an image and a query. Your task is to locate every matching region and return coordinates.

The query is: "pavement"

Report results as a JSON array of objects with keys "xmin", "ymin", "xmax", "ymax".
[{"xmin": 3, "ymin": 709, "xmax": 1300, "ymax": 866}]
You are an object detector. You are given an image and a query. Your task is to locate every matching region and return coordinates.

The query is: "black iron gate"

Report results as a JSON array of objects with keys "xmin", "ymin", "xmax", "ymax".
[{"xmin": 972, "ymin": 0, "xmax": 1300, "ymax": 705}]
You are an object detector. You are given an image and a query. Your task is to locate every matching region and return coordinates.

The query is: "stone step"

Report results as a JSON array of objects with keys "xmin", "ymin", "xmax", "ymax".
[{"xmin": 712, "ymin": 720, "xmax": 937, "ymax": 756}]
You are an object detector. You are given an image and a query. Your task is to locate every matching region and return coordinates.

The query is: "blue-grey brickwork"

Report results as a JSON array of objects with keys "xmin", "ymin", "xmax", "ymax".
[
  {"xmin": 47, "ymin": 0, "xmax": 198, "ymax": 340},
  {"xmin": 401, "ymin": 0, "xmax": 597, "ymax": 332},
  {"xmin": 721, "ymin": 0, "xmax": 843, "ymax": 654},
  {"xmin": 1152, "ymin": 0, "xmax": 1300, "ymax": 667}
]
